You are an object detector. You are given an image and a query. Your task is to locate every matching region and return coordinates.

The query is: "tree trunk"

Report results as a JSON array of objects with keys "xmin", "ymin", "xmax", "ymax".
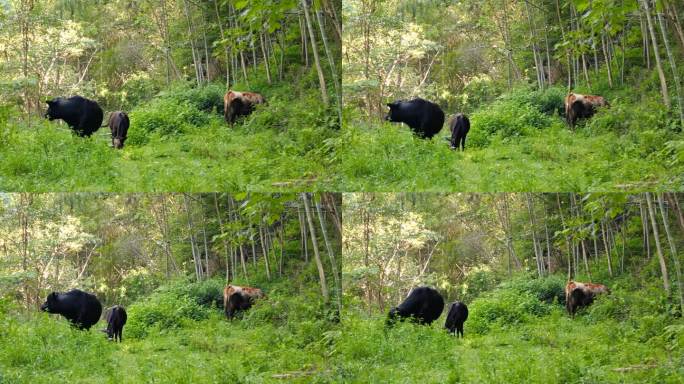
[
  {"xmin": 656, "ymin": 9, "xmax": 684, "ymax": 127},
  {"xmin": 259, "ymin": 223, "xmax": 271, "ymax": 280},
  {"xmin": 213, "ymin": 0, "xmax": 231, "ymax": 87},
  {"xmin": 316, "ymin": 197, "xmax": 342, "ymax": 318},
  {"xmin": 315, "ymin": 7, "xmax": 342, "ymax": 124},
  {"xmin": 658, "ymin": 193, "xmax": 684, "ymax": 314},
  {"xmin": 301, "ymin": 0, "xmax": 329, "ymax": 105},
  {"xmin": 183, "ymin": 194, "xmax": 202, "ymax": 281},
  {"xmin": 260, "ymin": 31, "xmax": 272, "ymax": 84},
  {"xmin": 640, "ymin": 0, "xmax": 671, "ymax": 108},
  {"xmin": 301, "ymin": 193, "xmax": 330, "ymax": 302},
  {"xmin": 214, "ymin": 193, "xmax": 231, "ymax": 281},
  {"xmin": 646, "ymin": 192, "xmax": 671, "ymax": 297}
]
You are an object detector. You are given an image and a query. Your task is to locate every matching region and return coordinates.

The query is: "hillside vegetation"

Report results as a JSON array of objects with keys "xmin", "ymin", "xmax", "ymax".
[
  {"xmin": 336, "ymin": 273, "xmax": 684, "ymax": 383},
  {"xmin": 342, "ymin": 0, "xmax": 684, "ymax": 191},
  {"xmin": 0, "ymin": 0, "xmax": 341, "ymax": 191},
  {"xmin": 0, "ymin": 274, "xmax": 341, "ymax": 383},
  {"xmin": 340, "ymin": 192, "xmax": 684, "ymax": 383}
]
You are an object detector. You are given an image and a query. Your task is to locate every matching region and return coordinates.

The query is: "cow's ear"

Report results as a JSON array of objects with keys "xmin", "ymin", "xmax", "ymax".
[
  {"xmin": 45, "ymin": 99, "xmax": 53, "ymax": 105},
  {"xmin": 386, "ymin": 102, "xmax": 396, "ymax": 108}
]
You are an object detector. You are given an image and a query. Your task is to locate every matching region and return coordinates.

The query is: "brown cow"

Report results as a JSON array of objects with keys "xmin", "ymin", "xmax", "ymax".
[
  {"xmin": 223, "ymin": 284, "xmax": 264, "ymax": 319},
  {"xmin": 223, "ymin": 90, "xmax": 265, "ymax": 125},
  {"xmin": 565, "ymin": 280, "xmax": 609, "ymax": 317},
  {"xmin": 565, "ymin": 93, "xmax": 608, "ymax": 128}
]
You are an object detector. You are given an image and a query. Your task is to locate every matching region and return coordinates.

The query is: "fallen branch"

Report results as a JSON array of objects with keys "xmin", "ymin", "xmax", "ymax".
[
  {"xmin": 271, "ymin": 178, "xmax": 318, "ymax": 187},
  {"xmin": 612, "ymin": 364, "xmax": 658, "ymax": 372},
  {"xmin": 272, "ymin": 370, "xmax": 317, "ymax": 379}
]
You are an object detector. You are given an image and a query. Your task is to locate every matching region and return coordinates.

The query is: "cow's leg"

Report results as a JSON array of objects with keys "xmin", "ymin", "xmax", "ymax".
[{"xmin": 457, "ymin": 324, "xmax": 464, "ymax": 338}]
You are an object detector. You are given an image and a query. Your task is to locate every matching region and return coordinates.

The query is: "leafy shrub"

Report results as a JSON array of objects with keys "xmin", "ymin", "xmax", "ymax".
[
  {"xmin": 184, "ymin": 278, "xmax": 225, "ymax": 309},
  {"xmin": 460, "ymin": 268, "xmax": 501, "ymax": 302},
  {"xmin": 586, "ymin": 293, "xmax": 629, "ymax": 322},
  {"xmin": 503, "ymin": 274, "xmax": 566, "ymax": 305},
  {"xmin": 468, "ymin": 98, "xmax": 555, "ymax": 147},
  {"xmin": 117, "ymin": 268, "xmax": 162, "ymax": 305},
  {"xmin": 126, "ymin": 290, "xmax": 210, "ymax": 339},
  {"xmin": 127, "ymin": 99, "xmax": 209, "ymax": 145},
  {"xmin": 158, "ymin": 82, "xmax": 226, "ymax": 115},
  {"xmin": 112, "ymin": 71, "xmax": 162, "ymax": 110},
  {"xmin": 530, "ymin": 87, "xmax": 566, "ymax": 116},
  {"xmin": 468, "ymin": 288, "xmax": 553, "ymax": 334}
]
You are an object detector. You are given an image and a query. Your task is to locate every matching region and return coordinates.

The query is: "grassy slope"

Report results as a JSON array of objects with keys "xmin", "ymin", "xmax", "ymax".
[
  {"xmin": 335, "ymin": 120, "xmax": 684, "ymax": 192},
  {"xmin": 0, "ymin": 78, "xmax": 338, "ymax": 192},
  {"xmin": 333, "ymin": 311, "xmax": 683, "ymax": 383},
  {"xmin": 0, "ymin": 312, "xmax": 336, "ymax": 383}
]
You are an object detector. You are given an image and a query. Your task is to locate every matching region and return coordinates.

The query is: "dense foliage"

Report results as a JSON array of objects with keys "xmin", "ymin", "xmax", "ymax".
[
  {"xmin": 0, "ymin": 0, "xmax": 341, "ymax": 191},
  {"xmin": 342, "ymin": 0, "xmax": 684, "ymax": 190},
  {"xmin": 339, "ymin": 192, "xmax": 684, "ymax": 382}
]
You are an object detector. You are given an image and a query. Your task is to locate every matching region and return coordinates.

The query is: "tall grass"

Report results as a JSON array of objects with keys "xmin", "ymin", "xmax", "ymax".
[
  {"xmin": 331, "ymin": 275, "xmax": 684, "ymax": 383},
  {"xmin": 0, "ymin": 272, "xmax": 340, "ymax": 383},
  {"xmin": 337, "ymin": 84, "xmax": 683, "ymax": 191},
  {"xmin": 0, "ymin": 76, "xmax": 339, "ymax": 192}
]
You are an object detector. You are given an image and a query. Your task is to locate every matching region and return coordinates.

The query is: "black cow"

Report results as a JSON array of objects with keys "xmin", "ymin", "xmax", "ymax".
[
  {"xmin": 44, "ymin": 96, "xmax": 104, "ymax": 137},
  {"xmin": 449, "ymin": 114, "xmax": 470, "ymax": 151},
  {"xmin": 385, "ymin": 98, "xmax": 445, "ymax": 139},
  {"xmin": 386, "ymin": 286, "xmax": 445, "ymax": 326},
  {"xmin": 40, "ymin": 289, "xmax": 102, "ymax": 330},
  {"xmin": 109, "ymin": 111, "xmax": 130, "ymax": 149},
  {"xmin": 444, "ymin": 301, "xmax": 469, "ymax": 338},
  {"xmin": 103, "ymin": 305, "xmax": 127, "ymax": 342}
]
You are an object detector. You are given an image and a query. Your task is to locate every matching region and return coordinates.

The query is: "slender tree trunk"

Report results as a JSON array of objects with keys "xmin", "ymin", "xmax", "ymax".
[
  {"xmin": 279, "ymin": 222, "xmax": 284, "ymax": 277},
  {"xmin": 259, "ymin": 223, "xmax": 271, "ymax": 280},
  {"xmin": 581, "ymin": 240, "xmax": 591, "ymax": 280},
  {"xmin": 658, "ymin": 194, "xmax": 684, "ymax": 314},
  {"xmin": 213, "ymin": 0, "xmax": 231, "ymax": 87},
  {"xmin": 315, "ymin": 7, "xmax": 342, "ymax": 124},
  {"xmin": 184, "ymin": 195, "xmax": 202, "ymax": 281},
  {"xmin": 646, "ymin": 192, "xmax": 671, "ymax": 297},
  {"xmin": 260, "ymin": 31, "xmax": 272, "ymax": 84},
  {"xmin": 641, "ymin": 0, "xmax": 671, "ymax": 108},
  {"xmin": 214, "ymin": 193, "xmax": 231, "ymax": 281},
  {"xmin": 656, "ymin": 9, "xmax": 684, "ymax": 127},
  {"xmin": 316, "ymin": 198, "xmax": 342, "ymax": 317},
  {"xmin": 182, "ymin": 0, "xmax": 201, "ymax": 86},
  {"xmin": 301, "ymin": 193, "xmax": 329, "ymax": 302},
  {"xmin": 301, "ymin": 0, "xmax": 329, "ymax": 105},
  {"xmin": 601, "ymin": 220, "xmax": 613, "ymax": 276}
]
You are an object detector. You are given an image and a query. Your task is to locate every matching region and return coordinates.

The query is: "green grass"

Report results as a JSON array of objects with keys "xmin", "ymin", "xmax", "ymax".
[
  {"xmin": 334, "ymin": 117, "xmax": 683, "ymax": 192},
  {"xmin": 0, "ymin": 311, "xmax": 339, "ymax": 383},
  {"xmin": 332, "ymin": 277, "xmax": 684, "ymax": 383},
  {"xmin": 0, "ymin": 275, "xmax": 340, "ymax": 384},
  {"xmin": 333, "ymin": 312, "xmax": 683, "ymax": 383},
  {"xmin": 0, "ymin": 79, "xmax": 338, "ymax": 192}
]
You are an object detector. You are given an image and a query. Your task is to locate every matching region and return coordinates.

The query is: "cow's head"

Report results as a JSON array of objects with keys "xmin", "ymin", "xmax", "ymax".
[
  {"xmin": 40, "ymin": 292, "xmax": 58, "ymax": 312},
  {"xmin": 112, "ymin": 137, "xmax": 125, "ymax": 149},
  {"xmin": 44, "ymin": 99, "xmax": 60, "ymax": 120},
  {"xmin": 385, "ymin": 101, "xmax": 401, "ymax": 122}
]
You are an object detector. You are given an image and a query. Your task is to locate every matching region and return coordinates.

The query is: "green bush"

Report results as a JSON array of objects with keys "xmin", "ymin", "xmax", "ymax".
[
  {"xmin": 127, "ymin": 98, "xmax": 210, "ymax": 145},
  {"xmin": 468, "ymin": 288, "xmax": 553, "ymax": 334},
  {"xmin": 468, "ymin": 98, "xmax": 555, "ymax": 147},
  {"xmin": 158, "ymin": 82, "xmax": 226, "ymax": 115},
  {"xmin": 503, "ymin": 274, "xmax": 566, "ymax": 305},
  {"xmin": 184, "ymin": 278, "xmax": 225, "ymax": 309},
  {"xmin": 460, "ymin": 269, "xmax": 501, "ymax": 302},
  {"xmin": 126, "ymin": 290, "xmax": 210, "ymax": 339}
]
